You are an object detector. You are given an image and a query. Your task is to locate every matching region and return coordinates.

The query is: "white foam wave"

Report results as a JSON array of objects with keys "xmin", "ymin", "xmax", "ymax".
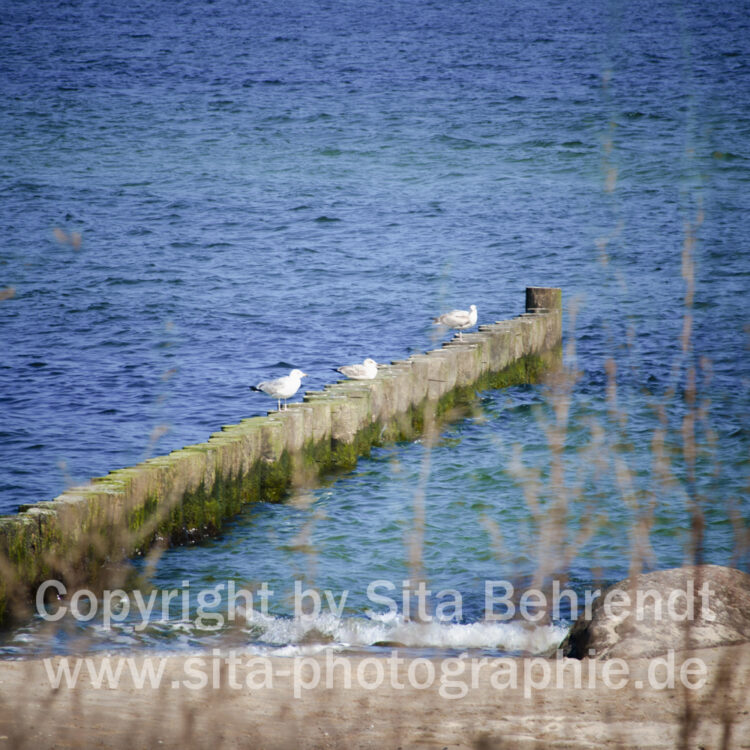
[{"xmin": 243, "ymin": 609, "xmax": 567, "ymax": 655}]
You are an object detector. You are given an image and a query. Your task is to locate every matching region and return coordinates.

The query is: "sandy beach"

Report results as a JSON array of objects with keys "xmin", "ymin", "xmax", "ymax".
[{"xmin": 1, "ymin": 644, "xmax": 748, "ymax": 749}]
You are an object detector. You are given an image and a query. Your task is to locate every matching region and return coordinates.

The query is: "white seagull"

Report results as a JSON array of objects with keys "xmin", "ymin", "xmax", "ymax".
[
  {"xmin": 250, "ymin": 368, "xmax": 307, "ymax": 411},
  {"xmin": 433, "ymin": 304, "xmax": 478, "ymax": 341},
  {"xmin": 335, "ymin": 357, "xmax": 378, "ymax": 380}
]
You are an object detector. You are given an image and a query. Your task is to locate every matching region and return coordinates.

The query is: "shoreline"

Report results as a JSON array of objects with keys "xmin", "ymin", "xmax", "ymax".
[{"xmin": 1, "ymin": 644, "xmax": 748, "ymax": 748}]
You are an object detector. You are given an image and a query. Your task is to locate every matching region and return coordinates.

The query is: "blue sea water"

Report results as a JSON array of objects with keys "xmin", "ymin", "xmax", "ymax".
[{"xmin": 1, "ymin": 0, "xmax": 749, "ymax": 655}]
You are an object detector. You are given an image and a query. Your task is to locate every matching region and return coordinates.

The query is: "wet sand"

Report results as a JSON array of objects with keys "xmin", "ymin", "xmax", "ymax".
[{"xmin": 0, "ymin": 644, "xmax": 748, "ymax": 749}]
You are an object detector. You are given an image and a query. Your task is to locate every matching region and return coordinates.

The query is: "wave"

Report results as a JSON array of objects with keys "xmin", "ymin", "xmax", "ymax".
[
  {"xmin": 242, "ymin": 610, "xmax": 568, "ymax": 657},
  {"xmin": 1, "ymin": 609, "xmax": 570, "ymax": 660}
]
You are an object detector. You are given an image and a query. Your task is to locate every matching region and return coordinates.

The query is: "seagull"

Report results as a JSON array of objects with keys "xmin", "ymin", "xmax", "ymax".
[
  {"xmin": 250, "ymin": 368, "xmax": 307, "ymax": 411},
  {"xmin": 433, "ymin": 304, "xmax": 478, "ymax": 341},
  {"xmin": 334, "ymin": 357, "xmax": 378, "ymax": 380}
]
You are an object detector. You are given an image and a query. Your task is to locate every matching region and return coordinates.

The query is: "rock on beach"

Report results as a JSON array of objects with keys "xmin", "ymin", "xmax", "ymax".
[{"xmin": 560, "ymin": 564, "xmax": 750, "ymax": 660}]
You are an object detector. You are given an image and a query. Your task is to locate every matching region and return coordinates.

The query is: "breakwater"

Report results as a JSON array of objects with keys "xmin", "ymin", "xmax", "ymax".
[{"xmin": 0, "ymin": 288, "xmax": 562, "ymax": 623}]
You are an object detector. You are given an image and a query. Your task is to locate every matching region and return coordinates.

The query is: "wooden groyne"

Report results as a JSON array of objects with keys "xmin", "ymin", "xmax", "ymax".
[{"xmin": 0, "ymin": 287, "xmax": 562, "ymax": 622}]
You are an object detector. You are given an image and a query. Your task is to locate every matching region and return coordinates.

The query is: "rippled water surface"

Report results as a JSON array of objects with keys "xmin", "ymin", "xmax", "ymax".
[{"xmin": 1, "ymin": 0, "xmax": 748, "ymax": 655}]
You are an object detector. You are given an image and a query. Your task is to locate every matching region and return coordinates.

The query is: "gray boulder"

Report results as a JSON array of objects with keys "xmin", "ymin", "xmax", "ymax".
[{"xmin": 560, "ymin": 564, "xmax": 750, "ymax": 659}]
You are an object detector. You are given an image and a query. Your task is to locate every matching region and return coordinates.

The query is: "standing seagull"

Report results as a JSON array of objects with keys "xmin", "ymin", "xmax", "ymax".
[
  {"xmin": 433, "ymin": 304, "xmax": 478, "ymax": 341},
  {"xmin": 334, "ymin": 357, "xmax": 378, "ymax": 380},
  {"xmin": 250, "ymin": 368, "xmax": 307, "ymax": 411}
]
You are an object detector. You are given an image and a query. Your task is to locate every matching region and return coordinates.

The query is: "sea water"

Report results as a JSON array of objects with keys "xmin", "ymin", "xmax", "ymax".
[{"xmin": 1, "ymin": 0, "xmax": 748, "ymax": 656}]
